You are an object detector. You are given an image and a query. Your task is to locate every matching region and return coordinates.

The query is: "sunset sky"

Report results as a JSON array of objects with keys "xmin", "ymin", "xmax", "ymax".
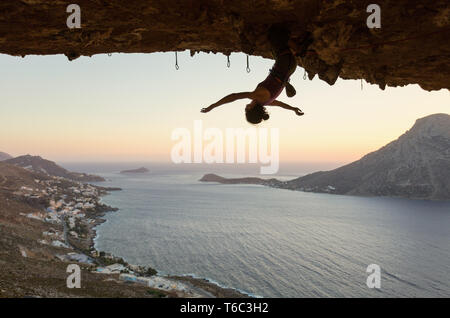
[{"xmin": 0, "ymin": 52, "xmax": 448, "ymax": 166}]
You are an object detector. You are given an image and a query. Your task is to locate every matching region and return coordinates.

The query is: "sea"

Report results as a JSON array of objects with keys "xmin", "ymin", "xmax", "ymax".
[{"xmin": 63, "ymin": 162, "xmax": 450, "ymax": 297}]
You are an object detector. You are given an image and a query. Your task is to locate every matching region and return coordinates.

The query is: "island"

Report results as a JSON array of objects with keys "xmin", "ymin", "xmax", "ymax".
[
  {"xmin": 120, "ymin": 167, "xmax": 149, "ymax": 174},
  {"xmin": 201, "ymin": 114, "xmax": 450, "ymax": 201},
  {"xmin": 200, "ymin": 173, "xmax": 282, "ymax": 186}
]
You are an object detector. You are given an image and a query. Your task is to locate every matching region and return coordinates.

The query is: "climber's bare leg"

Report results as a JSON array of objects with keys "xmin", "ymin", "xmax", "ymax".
[{"xmin": 267, "ymin": 25, "xmax": 291, "ymax": 58}]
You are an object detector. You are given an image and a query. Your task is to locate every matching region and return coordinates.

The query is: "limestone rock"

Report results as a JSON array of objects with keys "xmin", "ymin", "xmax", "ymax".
[{"xmin": 0, "ymin": 0, "xmax": 449, "ymax": 91}]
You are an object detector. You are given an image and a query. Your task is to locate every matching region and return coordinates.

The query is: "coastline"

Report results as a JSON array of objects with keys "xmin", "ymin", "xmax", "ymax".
[
  {"xmin": 90, "ymin": 184, "xmax": 251, "ymax": 298},
  {"xmin": 0, "ymin": 164, "xmax": 186, "ymax": 297}
]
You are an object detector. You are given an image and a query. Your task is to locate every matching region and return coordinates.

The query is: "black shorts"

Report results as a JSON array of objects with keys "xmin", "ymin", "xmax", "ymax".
[{"xmin": 270, "ymin": 51, "xmax": 297, "ymax": 82}]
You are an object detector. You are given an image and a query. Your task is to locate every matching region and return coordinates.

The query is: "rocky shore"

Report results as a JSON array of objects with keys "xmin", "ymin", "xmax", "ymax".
[{"xmin": 91, "ymin": 185, "xmax": 250, "ymax": 298}]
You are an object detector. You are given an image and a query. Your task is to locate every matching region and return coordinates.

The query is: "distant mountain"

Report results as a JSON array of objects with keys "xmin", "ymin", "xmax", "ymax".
[
  {"xmin": 0, "ymin": 152, "xmax": 13, "ymax": 161},
  {"xmin": 5, "ymin": 155, "xmax": 105, "ymax": 182},
  {"xmin": 120, "ymin": 167, "xmax": 149, "ymax": 174},
  {"xmin": 200, "ymin": 114, "xmax": 450, "ymax": 200},
  {"xmin": 284, "ymin": 113, "xmax": 450, "ymax": 200}
]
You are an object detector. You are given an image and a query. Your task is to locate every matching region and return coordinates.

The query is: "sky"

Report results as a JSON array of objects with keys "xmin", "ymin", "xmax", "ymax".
[{"xmin": 0, "ymin": 51, "xmax": 448, "ymax": 168}]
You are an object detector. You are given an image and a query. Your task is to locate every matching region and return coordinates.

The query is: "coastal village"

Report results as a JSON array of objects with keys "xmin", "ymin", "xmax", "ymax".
[
  {"xmin": 0, "ymin": 158, "xmax": 248, "ymax": 298},
  {"xmin": 11, "ymin": 173, "xmax": 207, "ymax": 297}
]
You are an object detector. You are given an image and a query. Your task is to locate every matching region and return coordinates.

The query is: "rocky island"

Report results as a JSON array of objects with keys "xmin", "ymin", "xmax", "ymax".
[
  {"xmin": 120, "ymin": 167, "xmax": 149, "ymax": 174},
  {"xmin": 201, "ymin": 114, "xmax": 450, "ymax": 201},
  {"xmin": 200, "ymin": 174, "xmax": 282, "ymax": 186}
]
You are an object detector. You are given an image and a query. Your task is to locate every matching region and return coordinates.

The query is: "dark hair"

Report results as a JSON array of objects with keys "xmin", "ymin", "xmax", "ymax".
[{"xmin": 245, "ymin": 104, "xmax": 269, "ymax": 124}]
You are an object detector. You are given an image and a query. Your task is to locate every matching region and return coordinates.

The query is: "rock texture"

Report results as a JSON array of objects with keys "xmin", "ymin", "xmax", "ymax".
[
  {"xmin": 285, "ymin": 113, "xmax": 450, "ymax": 200},
  {"xmin": 5, "ymin": 155, "xmax": 105, "ymax": 182},
  {"xmin": 1, "ymin": 1, "xmax": 449, "ymax": 90}
]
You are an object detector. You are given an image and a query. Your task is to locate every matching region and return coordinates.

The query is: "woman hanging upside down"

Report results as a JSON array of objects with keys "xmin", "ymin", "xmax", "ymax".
[{"xmin": 201, "ymin": 25, "xmax": 312, "ymax": 124}]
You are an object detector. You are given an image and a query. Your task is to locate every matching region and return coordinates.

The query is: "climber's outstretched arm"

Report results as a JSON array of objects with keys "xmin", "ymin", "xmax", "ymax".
[
  {"xmin": 201, "ymin": 92, "xmax": 253, "ymax": 113},
  {"xmin": 268, "ymin": 100, "xmax": 304, "ymax": 116}
]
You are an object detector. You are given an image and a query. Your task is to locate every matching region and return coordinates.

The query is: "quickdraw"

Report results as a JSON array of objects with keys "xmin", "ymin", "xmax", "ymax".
[{"xmin": 175, "ymin": 51, "xmax": 179, "ymax": 70}]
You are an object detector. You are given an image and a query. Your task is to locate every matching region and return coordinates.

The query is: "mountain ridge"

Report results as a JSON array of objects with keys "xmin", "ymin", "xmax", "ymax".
[
  {"xmin": 0, "ymin": 151, "xmax": 13, "ymax": 161},
  {"xmin": 285, "ymin": 113, "xmax": 450, "ymax": 200},
  {"xmin": 200, "ymin": 113, "xmax": 450, "ymax": 200},
  {"xmin": 5, "ymin": 155, "xmax": 105, "ymax": 183}
]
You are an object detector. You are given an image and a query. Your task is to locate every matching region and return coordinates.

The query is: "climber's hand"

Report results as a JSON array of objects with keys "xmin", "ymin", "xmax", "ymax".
[
  {"xmin": 201, "ymin": 105, "xmax": 215, "ymax": 113},
  {"xmin": 294, "ymin": 108, "xmax": 304, "ymax": 116}
]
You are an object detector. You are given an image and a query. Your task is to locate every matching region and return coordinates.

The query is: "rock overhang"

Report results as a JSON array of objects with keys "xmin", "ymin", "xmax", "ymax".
[{"xmin": 0, "ymin": 0, "xmax": 449, "ymax": 91}]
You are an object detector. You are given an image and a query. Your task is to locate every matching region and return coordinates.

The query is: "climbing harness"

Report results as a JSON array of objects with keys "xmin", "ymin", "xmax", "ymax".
[
  {"xmin": 246, "ymin": 55, "xmax": 251, "ymax": 73},
  {"xmin": 175, "ymin": 52, "xmax": 179, "ymax": 70},
  {"xmin": 227, "ymin": 55, "xmax": 231, "ymax": 68}
]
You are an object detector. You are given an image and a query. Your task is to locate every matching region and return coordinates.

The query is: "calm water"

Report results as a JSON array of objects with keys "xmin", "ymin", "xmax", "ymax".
[{"xmin": 90, "ymin": 169, "xmax": 450, "ymax": 297}]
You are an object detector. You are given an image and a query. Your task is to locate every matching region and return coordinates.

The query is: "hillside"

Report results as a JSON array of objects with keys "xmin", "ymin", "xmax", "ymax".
[
  {"xmin": 0, "ymin": 151, "xmax": 13, "ymax": 161},
  {"xmin": 285, "ymin": 113, "xmax": 450, "ymax": 200},
  {"xmin": 0, "ymin": 162, "xmax": 160, "ymax": 297},
  {"xmin": 0, "ymin": 161, "xmax": 49, "ymax": 191},
  {"xmin": 5, "ymin": 155, "xmax": 105, "ymax": 183}
]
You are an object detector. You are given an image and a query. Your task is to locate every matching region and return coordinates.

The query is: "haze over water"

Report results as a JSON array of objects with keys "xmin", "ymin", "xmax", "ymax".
[{"xmin": 80, "ymin": 164, "xmax": 450, "ymax": 297}]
